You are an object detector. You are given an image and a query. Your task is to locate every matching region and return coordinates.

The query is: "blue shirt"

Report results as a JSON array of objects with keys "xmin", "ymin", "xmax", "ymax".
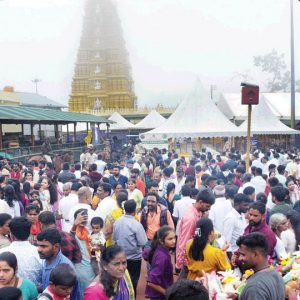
[
  {"xmin": 113, "ymin": 215, "xmax": 148, "ymax": 260},
  {"xmin": 109, "ymin": 174, "xmax": 128, "ymax": 188},
  {"xmin": 42, "ymin": 250, "xmax": 81, "ymax": 300}
]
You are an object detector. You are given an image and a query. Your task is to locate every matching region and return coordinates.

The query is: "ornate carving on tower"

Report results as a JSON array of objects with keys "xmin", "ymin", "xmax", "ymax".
[{"xmin": 69, "ymin": 0, "xmax": 137, "ymax": 112}]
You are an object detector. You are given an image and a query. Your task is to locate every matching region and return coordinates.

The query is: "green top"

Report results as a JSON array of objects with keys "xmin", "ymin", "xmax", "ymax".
[
  {"xmin": 270, "ymin": 203, "xmax": 293, "ymax": 217},
  {"xmin": 19, "ymin": 278, "xmax": 38, "ymax": 300}
]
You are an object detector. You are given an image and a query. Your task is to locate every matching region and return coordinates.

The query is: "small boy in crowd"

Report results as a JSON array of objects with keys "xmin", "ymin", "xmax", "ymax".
[
  {"xmin": 38, "ymin": 264, "xmax": 77, "ymax": 300},
  {"xmin": 89, "ymin": 216, "xmax": 105, "ymax": 275}
]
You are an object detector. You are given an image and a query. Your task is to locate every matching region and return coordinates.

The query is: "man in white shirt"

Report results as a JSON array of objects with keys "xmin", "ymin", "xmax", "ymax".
[
  {"xmin": 250, "ymin": 167, "xmax": 266, "ymax": 195},
  {"xmin": 276, "ymin": 165, "xmax": 287, "ymax": 186},
  {"xmin": 68, "ymin": 186, "xmax": 98, "ymax": 232},
  {"xmin": 74, "ymin": 163, "xmax": 82, "ymax": 179},
  {"xmin": 172, "ymin": 185, "xmax": 195, "ymax": 234},
  {"xmin": 95, "ymin": 183, "xmax": 117, "ymax": 221},
  {"xmin": 0, "ymin": 199, "xmax": 10, "ymax": 214},
  {"xmin": 251, "ymin": 153, "xmax": 264, "ymax": 170},
  {"xmin": 153, "ymin": 172, "xmax": 164, "ymax": 197},
  {"xmin": 59, "ymin": 182, "xmax": 81, "ymax": 232},
  {"xmin": 238, "ymin": 174, "xmax": 255, "ymax": 194},
  {"xmin": 261, "ymin": 157, "xmax": 269, "ymax": 175},
  {"xmin": 95, "ymin": 153, "xmax": 107, "ymax": 175},
  {"xmin": 223, "ymin": 193, "xmax": 251, "ymax": 254},
  {"xmin": 267, "ymin": 152, "xmax": 279, "ymax": 168},
  {"xmin": 174, "ymin": 167, "xmax": 186, "ymax": 195},
  {"xmin": 209, "ymin": 185, "xmax": 232, "ymax": 233},
  {"xmin": 170, "ymin": 153, "xmax": 179, "ymax": 171},
  {"xmin": 119, "ymin": 159, "xmax": 129, "ymax": 178},
  {"xmin": 0, "ymin": 217, "xmax": 42, "ymax": 285},
  {"xmin": 286, "ymin": 157, "xmax": 299, "ymax": 178}
]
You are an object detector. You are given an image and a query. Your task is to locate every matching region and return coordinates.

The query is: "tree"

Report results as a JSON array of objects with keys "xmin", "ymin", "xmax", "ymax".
[{"xmin": 253, "ymin": 49, "xmax": 290, "ymax": 92}]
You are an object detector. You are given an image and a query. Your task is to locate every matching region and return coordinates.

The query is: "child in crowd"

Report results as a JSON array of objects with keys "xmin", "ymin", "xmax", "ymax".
[
  {"xmin": 144, "ymin": 226, "xmax": 176, "ymax": 300},
  {"xmin": 0, "ymin": 287, "xmax": 22, "ymax": 300},
  {"xmin": 25, "ymin": 204, "xmax": 41, "ymax": 246},
  {"xmin": 89, "ymin": 217, "xmax": 105, "ymax": 275},
  {"xmin": 38, "ymin": 264, "xmax": 77, "ymax": 300}
]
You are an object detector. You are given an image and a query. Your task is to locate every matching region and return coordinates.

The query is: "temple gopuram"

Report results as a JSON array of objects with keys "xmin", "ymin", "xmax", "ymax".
[{"xmin": 69, "ymin": 0, "xmax": 137, "ymax": 112}]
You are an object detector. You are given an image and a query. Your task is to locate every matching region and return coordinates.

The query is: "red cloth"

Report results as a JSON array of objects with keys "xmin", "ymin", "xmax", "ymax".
[
  {"xmin": 136, "ymin": 179, "xmax": 146, "ymax": 196},
  {"xmin": 89, "ymin": 171, "xmax": 102, "ymax": 185},
  {"xmin": 30, "ymin": 221, "xmax": 41, "ymax": 236},
  {"xmin": 265, "ymin": 184, "xmax": 271, "ymax": 197},
  {"xmin": 10, "ymin": 171, "xmax": 21, "ymax": 180},
  {"xmin": 243, "ymin": 220, "xmax": 277, "ymax": 256},
  {"xmin": 45, "ymin": 286, "xmax": 71, "ymax": 300},
  {"xmin": 233, "ymin": 176, "xmax": 243, "ymax": 187}
]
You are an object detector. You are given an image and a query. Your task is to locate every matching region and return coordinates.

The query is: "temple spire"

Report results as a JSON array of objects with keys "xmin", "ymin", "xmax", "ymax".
[{"xmin": 69, "ymin": 0, "xmax": 137, "ymax": 112}]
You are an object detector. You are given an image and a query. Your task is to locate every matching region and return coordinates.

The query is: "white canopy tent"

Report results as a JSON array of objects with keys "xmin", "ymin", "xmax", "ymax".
[
  {"xmin": 217, "ymin": 93, "xmax": 281, "ymax": 121},
  {"xmin": 239, "ymin": 96, "xmax": 299, "ymax": 135},
  {"xmin": 263, "ymin": 93, "xmax": 300, "ymax": 121},
  {"xmin": 140, "ymin": 81, "xmax": 245, "ymax": 140},
  {"xmin": 134, "ymin": 110, "xmax": 166, "ymax": 130},
  {"xmin": 99, "ymin": 112, "xmax": 134, "ymax": 131},
  {"xmin": 217, "ymin": 92, "xmax": 300, "ymax": 121}
]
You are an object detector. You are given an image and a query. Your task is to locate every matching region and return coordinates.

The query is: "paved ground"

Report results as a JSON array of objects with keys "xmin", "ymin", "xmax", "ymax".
[{"xmin": 136, "ymin": 259, "xmax": 147, "ymax": 300}]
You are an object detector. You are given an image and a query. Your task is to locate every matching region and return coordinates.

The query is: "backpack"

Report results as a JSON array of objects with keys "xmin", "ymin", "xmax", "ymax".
[{"xmin": 209, "ymin": 165, "xmax": 218, "ymax": 176}]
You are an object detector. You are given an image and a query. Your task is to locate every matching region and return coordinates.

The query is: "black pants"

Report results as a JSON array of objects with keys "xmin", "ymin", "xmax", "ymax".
[{"xmin": 127, "ymin": 259, "xmax": 142, "ymax": 296}]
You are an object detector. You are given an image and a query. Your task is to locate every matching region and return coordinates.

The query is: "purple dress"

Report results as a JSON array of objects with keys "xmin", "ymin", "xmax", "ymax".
[{"xmin": 145, "ymin": 244, "xmax": 173, "ymax": 299}]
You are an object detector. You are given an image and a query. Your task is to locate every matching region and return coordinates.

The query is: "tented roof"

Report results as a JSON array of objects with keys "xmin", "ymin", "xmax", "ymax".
[
  {"xmin": 63, "ymin": 112, "xmax": 133, "ymax": 132},
  {"xmin": 263, "ymin": 93, "xmax": 300, "ymax": 120},
  {"xmin": 217, "ymin": 93, "xmax": 281, "ymax": 120},
  {"xmin": 217, "ymin": 93, "xmax": 300, "ymax": 121},
  {"xmin": 217, "ymin": 93, "xmax": 249, "ymax": 120},
  {"xmin": 102, "ymin": 112, "xmax": 135, "ymax": 130},
  {"xmin": 141, "ymin": 81, "xmax": 245, "ymax": 139},
  {"xmin": 134, "ymin": 110, "xmax": 166, "ymax": 130},
  {"xmin": 239, "ymin": 95, "xmax": 299, "ymax": 135}
]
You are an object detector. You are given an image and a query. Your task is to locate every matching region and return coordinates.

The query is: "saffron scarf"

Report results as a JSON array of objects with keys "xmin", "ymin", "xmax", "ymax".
[{"xmin": 75, "ymin": 226, "xmax": 91, "ymax": 256}]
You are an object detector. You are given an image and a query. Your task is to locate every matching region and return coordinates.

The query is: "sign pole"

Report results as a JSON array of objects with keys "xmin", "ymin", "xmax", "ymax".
[{"xmin": 246, "ymin": 104, "xmax": 252, "ymax": 172}]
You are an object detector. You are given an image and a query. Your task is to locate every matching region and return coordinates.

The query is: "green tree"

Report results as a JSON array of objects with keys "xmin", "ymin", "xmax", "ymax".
[{"xmin": 253, "ymin": 49, "xmax": 290, "ymax": 92}]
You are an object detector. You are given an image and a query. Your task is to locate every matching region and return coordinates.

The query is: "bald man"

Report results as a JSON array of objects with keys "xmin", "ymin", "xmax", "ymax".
[{"xmin": 68, "ymin": 186, "xmax": 98, "ymax": 232}]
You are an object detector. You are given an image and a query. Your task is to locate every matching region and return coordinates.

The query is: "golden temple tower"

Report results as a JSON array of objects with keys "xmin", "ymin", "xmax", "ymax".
[{"xmin": 69, "ymin": 0, "xmax": 137, "ymax": 112}]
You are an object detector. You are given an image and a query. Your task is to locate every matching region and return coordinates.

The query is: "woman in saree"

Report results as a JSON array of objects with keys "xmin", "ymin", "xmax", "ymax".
[
  {"xmin": 105, "ymin": 192, "xmax": 128, "ymax": 247},
  {"xmin": 84, "ymin": 245, "xmax": 135, "ymax": 300}
]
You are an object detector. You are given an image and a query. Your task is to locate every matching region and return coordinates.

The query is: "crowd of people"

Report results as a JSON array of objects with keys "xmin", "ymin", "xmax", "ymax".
[{"xmin": 0, "ymin": 144, "xmax": 300, "ymax": 300}]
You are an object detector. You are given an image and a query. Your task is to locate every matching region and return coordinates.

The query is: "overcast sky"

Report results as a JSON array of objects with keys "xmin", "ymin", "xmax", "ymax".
[{"xmin": 0, "ymin": 0, "xmax": 299, "ymax": 107}]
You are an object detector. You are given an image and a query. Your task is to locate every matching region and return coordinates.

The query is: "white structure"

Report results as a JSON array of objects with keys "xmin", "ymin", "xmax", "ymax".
[
  {"xmin": 217, "ymin": 93, "xmax": 300, "ymax": 121},
  {"xmin": 100, "ymin": 112, "xmax": 134, "ymax": 131},
  {"xmin": 141, "ymin": 80, "xmax": 245, "ymax": 140},
  {"xmin": 134, "ymin": 110, "xmax": 166, "ymax": 130},
  {"xmin": 239, "ymin": 96, "xmax": 299, "ymax": 135},
  {"xmin": 263, "ymin": 93, "xmax": 300, "ymax": 121}
]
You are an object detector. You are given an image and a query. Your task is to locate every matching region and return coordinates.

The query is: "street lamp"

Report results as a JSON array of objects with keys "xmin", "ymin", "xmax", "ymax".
[
  {"xmin": 31, "ymin": 78, "xmax": 41, "ymax": 94},
  {"xmin": 290, "ymin": 0, "xmax": 296, "ymax": 129}
]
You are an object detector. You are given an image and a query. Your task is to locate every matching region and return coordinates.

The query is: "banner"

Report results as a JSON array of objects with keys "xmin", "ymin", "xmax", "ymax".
[{"xmin": 141, "ymin": 139, "xmax": 169, "ymax": 150}]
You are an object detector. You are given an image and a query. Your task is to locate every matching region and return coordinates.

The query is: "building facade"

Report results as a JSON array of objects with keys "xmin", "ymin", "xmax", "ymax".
[{"xmin": 69, "ymin": 0, "xmax": 137, "ymax": 112}]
